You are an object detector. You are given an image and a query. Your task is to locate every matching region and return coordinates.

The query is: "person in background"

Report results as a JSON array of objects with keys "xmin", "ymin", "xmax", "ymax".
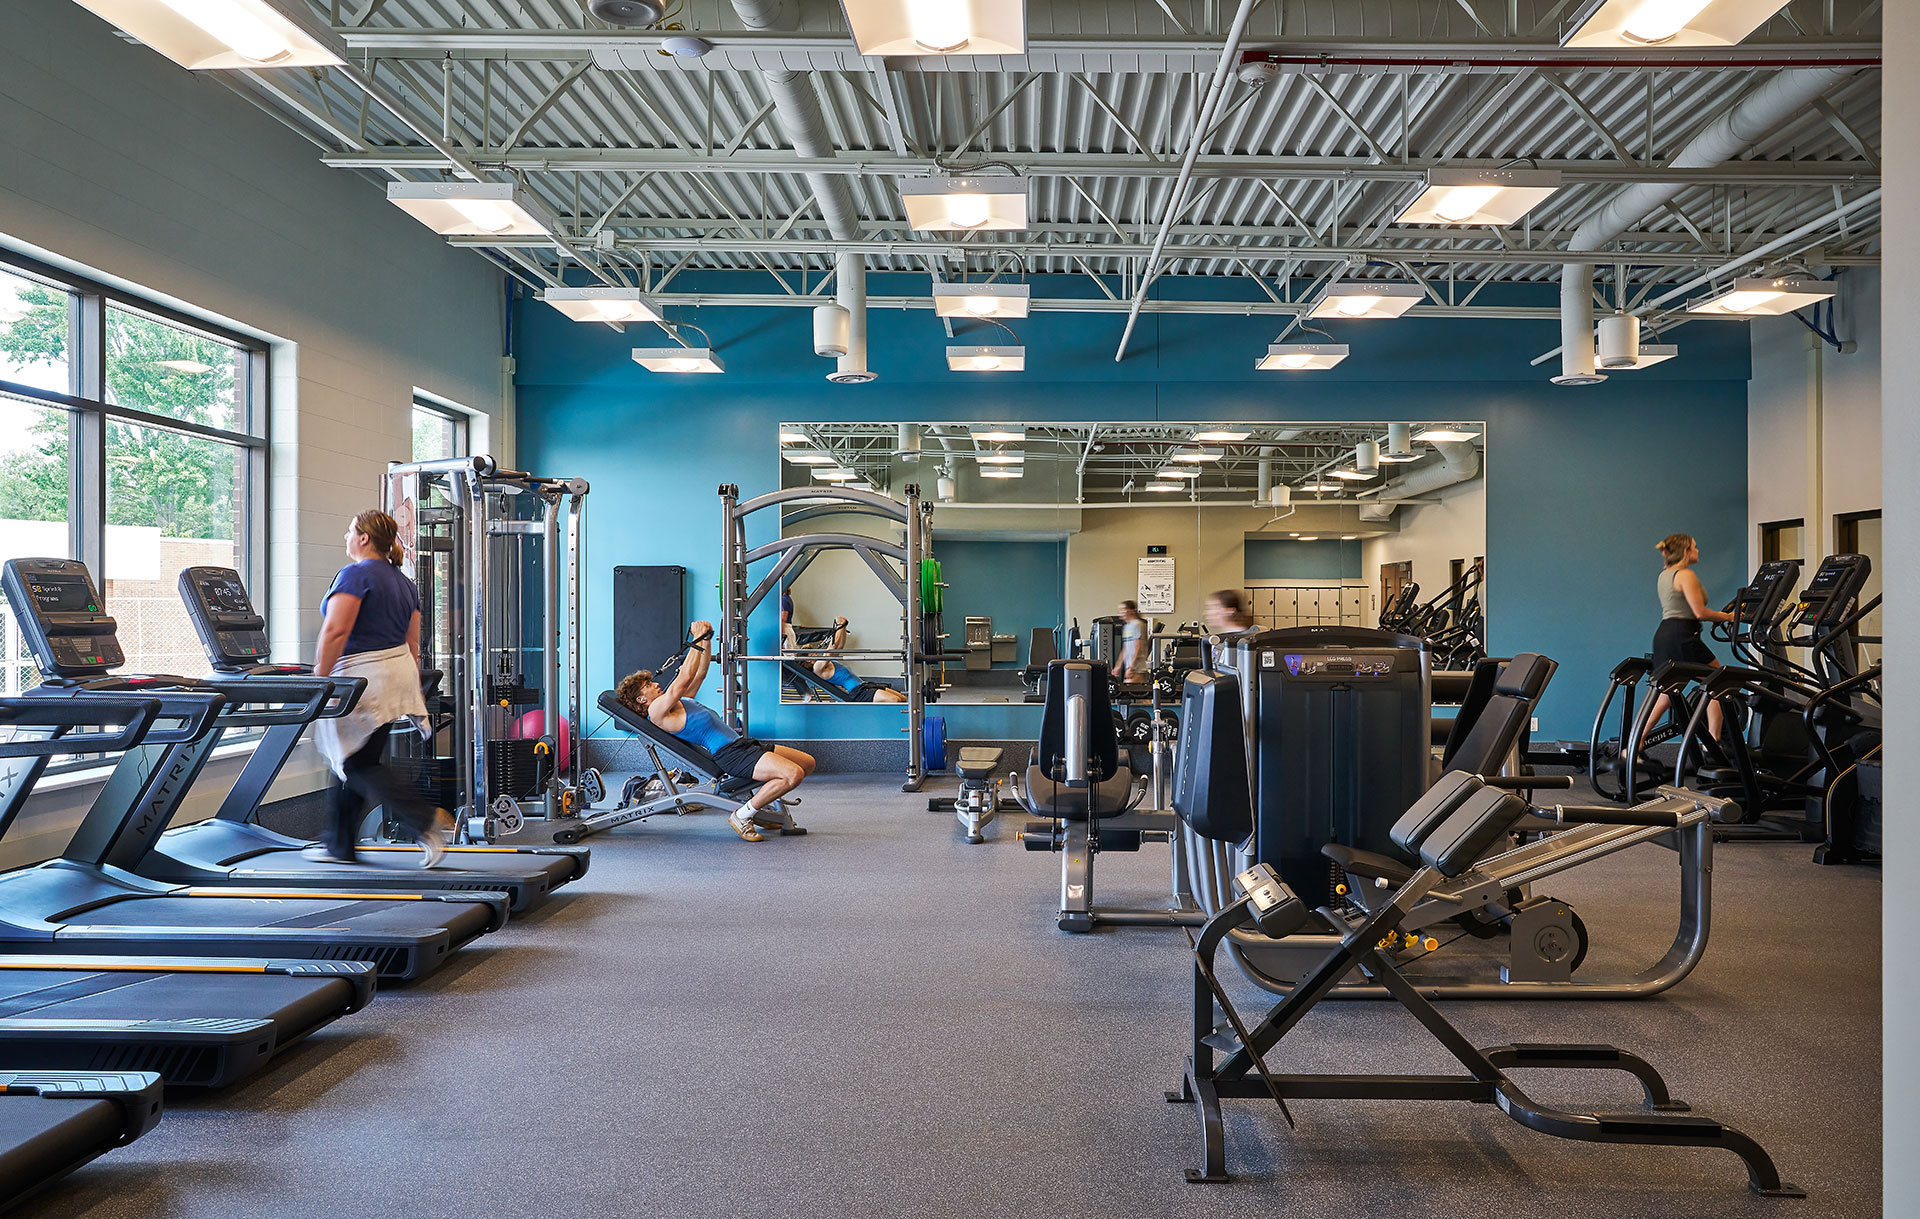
[
  {"xmin": 311, "ymin": 509, "xmax": 450, "ymax": 867},
  {"xmin": 1205, "ymin": 589, "xmax": 1258, "ymax": 636},
  {"xmin": 790, "ymin": 617, "xmax": 907, "ymax": 703},
  {"xmin": 1644, "ymin": 532, "xmax": 1736, "ymax": 741},
  {"xmin": 1118, "ymin": 600, "xmax": 1148, "ymax": 683},
  {"xmin": 615, "ymin": 620, "xmax": 814, "ymax": 842}
]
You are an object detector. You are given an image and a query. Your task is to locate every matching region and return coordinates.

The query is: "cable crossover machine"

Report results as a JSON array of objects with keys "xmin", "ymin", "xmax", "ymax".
[
  {"xmin": 386, "ymin": 456, "xmax": 599, "ymax": 844},
  {"xmin": 717, "ymin": 482, "xmax": 939, "ymax": 792}
]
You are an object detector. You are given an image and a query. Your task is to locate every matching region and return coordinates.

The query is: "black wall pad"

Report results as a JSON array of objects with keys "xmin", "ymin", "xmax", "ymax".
[{"xmin": 614, "ymin": 566, "xmax": 685, "ymax": 684}]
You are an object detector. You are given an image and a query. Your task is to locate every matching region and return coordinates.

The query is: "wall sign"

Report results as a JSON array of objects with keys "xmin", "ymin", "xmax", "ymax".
[{"xmin": 1137, "ymin": 556, "xmax": 1175, "ymax": 615}]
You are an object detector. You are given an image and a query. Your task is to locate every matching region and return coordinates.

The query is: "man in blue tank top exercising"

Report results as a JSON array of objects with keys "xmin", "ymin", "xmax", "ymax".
[
  {"xmin": 615, "ymin": 619, "xmax": 815, "ymax": 842},
  {"xmin": 786, "ymin": 617, "xmax": 907, "ymax": 703}
]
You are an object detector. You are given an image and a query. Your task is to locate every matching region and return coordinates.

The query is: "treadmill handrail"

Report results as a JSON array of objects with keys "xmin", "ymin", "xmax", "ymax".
[
  {"xmin": 0, "ymin": 697, "xmax": 160, "ymax": 758},
  {"xmin": 58, "ymin": 684, "xmax": 226, "ymax": 744},
  {"xmin": 78, "ymin": 675, "xmax": 331, "ymax": 731}
]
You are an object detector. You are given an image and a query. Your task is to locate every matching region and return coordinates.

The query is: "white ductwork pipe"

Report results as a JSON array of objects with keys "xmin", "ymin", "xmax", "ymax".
[
  {"xmin": 1256, "ymin": 446, "xmax": 1274, "ymax": 500},
  {"xmin": 1556, "ymin": 66, "xmax": 1859, "ymax": 386},
  {"xmin": 734, "ymin": 0, "xmax": 871, "ymax": 382},
  {"xmin": 1356, "ymin": 441, "xmax": 1481, "ymax": 522},
  {"xmin": 830, "ymin": 250, "xmax": 874, "ymax": 383}
]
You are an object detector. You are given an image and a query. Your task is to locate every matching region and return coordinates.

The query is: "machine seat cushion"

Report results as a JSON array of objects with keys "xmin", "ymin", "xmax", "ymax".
[
  {"xmin": 1493, "ymin": 651, "xmax": 1555, "ymax": 700},
  {"xmin": 1019, "ymin": 760, "xmax": 1136, "ymax": 821},
  {"xmin": 955, "ymin": 748, "xmax": 1003, "ymax": 780},
  {"xmin": 1389, "ymin": 771, "xmax": 1485, "ymax": 854},
  {"xmin": 1419, "ymin": 787, "xmax": 1531, "ymax": 877},
  {"xmin": 1322, "ymin": 845, "xmax": 1415, "ymax": 888}
]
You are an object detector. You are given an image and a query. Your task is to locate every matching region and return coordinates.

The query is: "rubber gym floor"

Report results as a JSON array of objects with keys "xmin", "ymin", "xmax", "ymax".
[{"xmin": 21, "ymin": 772, "xmax": 1881, "ymax": 1219}]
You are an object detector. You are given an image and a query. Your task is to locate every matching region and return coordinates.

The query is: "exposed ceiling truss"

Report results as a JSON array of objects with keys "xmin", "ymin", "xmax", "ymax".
[
  {"xmin": 211, "ymin": 0, "xmax": 1880, "ymax": 334},
  {"xmin": 780, "ymin": 421, "xmax": 1484, "ymax": 501}
]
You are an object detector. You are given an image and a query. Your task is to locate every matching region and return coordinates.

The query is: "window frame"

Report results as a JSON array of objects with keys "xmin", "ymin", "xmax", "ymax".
[
  {"xmin": 1, "ymin": 247, "xmax": 269, "ymax": 770},
  {"xmin": 410, "ymin": 393, "xmax": 470, "ymax": 463},
  {"xmin": 0, "ymin": 246, "xmax": 270, "ymax": 597}
]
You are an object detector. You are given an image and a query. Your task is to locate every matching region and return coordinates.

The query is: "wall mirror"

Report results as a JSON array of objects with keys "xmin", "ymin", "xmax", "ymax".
[{"xmin": 776, "ymin": 422, "xmax": 1487, "ymax": 705}]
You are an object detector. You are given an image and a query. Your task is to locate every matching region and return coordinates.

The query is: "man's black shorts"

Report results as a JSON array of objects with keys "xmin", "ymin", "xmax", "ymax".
[{"xmin": 712, "ymin": 736, "xmax": 771, "ymax": 780}]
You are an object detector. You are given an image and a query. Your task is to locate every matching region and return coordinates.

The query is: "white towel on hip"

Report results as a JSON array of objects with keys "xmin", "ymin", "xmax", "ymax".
[{"xmin": 314, "ymin": 644, "xmax": 429, "ymax": 779}]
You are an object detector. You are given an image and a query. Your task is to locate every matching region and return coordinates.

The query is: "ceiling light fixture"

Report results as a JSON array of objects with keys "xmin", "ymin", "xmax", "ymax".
[
  {"xmin": 1170, "ymin": 449, "xmax": 1223, "ymax": 463},
  {"xmin": 1191, "ymin": 429, "xmax": 1251, "ymax": 442},
  {"xmin": 815, "ymin": 468, "xmax": 861, "ymax": 482},
  {"xmin": 969, "ymin": 427, "xmax": 1026, "ymax": 442},
  {"xmin": 1560, "ymin": 0, "xmax": 1790, "ymax": 46},
  {"xmin": 838, "ymin": 0, "xmax": 1027, "ymax": 56},
  {"xmin": 1687, "ymin": 277, "xmax": 1837, "ymax": 316},
  {"xmin": 1341, "ymin": 535, "xmax": 1360, "ymax": 541},
  {"xmin": 1256, "ymin": 343, "xmax": 1349, "ymax": 370},
  {"xmin": 975, "ymin": 451, "xmax": 1025, "ymax": 465},
  {"xmin": 1156, "ymin": 468, "xmax": 1201, "ymax": 480},
  {"xmin": 71, "ymin": 0, "xmax": 346, "ymax": 69},
  {"xmin": 1411, "ymin": 427, "xmax": 1479, "ymax": 444},
  {"xmin": 1330, "ymin": 468, "xmax": 1374, "ymax": 481},
  {"xmin": 387, "ymin": 182, "xmax": 555, "ymax": 237},
  {"xmin": 902, "ymin": 177, "xmax": 1029, "ymax": 233},
  {"xmin": 541, "ymin": 287, "xmax": 664, "ymax": 324},
  {"xmin": 784, "ymin": 451, "xmax": 838, "ymax": 465},
  {"xmin": 981, "ymin": 467, "xmax": 1025, "ymax": 479},
  {"xmin": 1145, "ymin": 482, "xmax": 1183, "ymax": 492},
  {"xmin": 1395, "ymin": 167, "xmax": 1562, "ymax": 226},
  {"xmin": 933, "ymin": 284, "xmax": 1031, "ymax": 318},
  {"xmin": 1296, "ymin": 536, "xmax": 1320, "ymax": 542},
  {"xmin": 632, "ymin": 347, "xmax": 724, "ymax": 373},
  {"xmin": 780, "ymin": 432, "xmax": 809, "ymax": 444},
  {"xmin": 1625, "ymin": 343, "xmax": 1680, "ymax": 368},
  {"xmin": 947, "ymin": 345, "xmax": 1025, "ymax": 372},
  {"xmin": 1307, "ymin": 282, "xmax": 1425, "ymax": 320},
  {"xmin": 1297, "ymin": 482, "xmax": 1341, "ymax": 493}
]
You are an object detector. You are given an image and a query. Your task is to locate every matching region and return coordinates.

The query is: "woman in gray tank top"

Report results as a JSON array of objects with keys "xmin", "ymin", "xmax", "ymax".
[{"xmin": 1645, "ymin": 533, "xmax": 1737, "ymax": 740}]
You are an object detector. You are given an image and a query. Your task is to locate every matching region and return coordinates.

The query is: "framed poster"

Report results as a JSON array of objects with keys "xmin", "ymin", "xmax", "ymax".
[{"xmin": 1136, "ymin": 556, "xmax": 1175, "ymax": 615}]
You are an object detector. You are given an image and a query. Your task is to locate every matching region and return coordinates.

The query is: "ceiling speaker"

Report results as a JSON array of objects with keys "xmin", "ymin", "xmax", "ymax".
[{"xmin": 588, "ymin": 0, "xmax": 663, "ymax": 27}]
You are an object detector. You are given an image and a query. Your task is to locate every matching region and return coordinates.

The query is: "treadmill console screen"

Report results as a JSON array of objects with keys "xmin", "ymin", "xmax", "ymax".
[
  {"xmin": 0, "ymin": 557, "xmax": 125, "ymax": 678},
  {"xmin": 177, "ymin": 566, "xmax": 270, "ymax": 670},
  {"xmin": 26, "ymin": 578, "xmax": 99, "ymax": 615}
]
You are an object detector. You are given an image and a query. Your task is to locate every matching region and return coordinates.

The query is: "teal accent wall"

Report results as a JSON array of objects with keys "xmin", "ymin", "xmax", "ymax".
[
  {"xmin": 517, "ymin": 272, "xmax": 1750, "ymax": 741},
  {"xmin": 936, "ymin": 540, "xmax": 1067, "ymax": 667},
  {"xmin": 1245, "ymin": 539, "xmax": 1362, "ymax": 580}
]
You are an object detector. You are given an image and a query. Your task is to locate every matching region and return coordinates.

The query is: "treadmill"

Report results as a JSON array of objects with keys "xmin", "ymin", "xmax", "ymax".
[
  {"xmin": 0, "ymin": 698, "xmax": 376, "ymax": 1088},
  {"xmin": 0, "ymin": 558, "xmax": 508, "ymax": 983},
  {"xmin": 130, "ymin": 566, "xmax": 587, "ymax": 914},
  {"xmin": 0, "ymin": 1070, "xmax": 163, "ymax": 1209}
]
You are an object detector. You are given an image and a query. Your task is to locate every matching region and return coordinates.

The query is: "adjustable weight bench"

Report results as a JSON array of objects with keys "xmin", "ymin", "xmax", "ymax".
[
  {"xmin": 780, "ymin": 660, "xmax": 902, "ymax": 704},
  {"xmin": 583, "ymin": 692, "xmax": 804, "ymax": 837},
  {"xmin": 925, "ymin": 747, "xmax": 1019, "ymax": 843}
]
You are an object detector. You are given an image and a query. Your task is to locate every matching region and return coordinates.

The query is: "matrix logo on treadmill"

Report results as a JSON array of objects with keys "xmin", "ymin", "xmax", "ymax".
[{"xmin": 1284, "ymin": 655, "xmax": 1303, "ymax": 674}]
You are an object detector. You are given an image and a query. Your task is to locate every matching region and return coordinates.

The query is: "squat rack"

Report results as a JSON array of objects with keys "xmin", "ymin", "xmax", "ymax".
[{"xmin": 718, "ymin": 482, "xmax": 932, "ymax": 791}]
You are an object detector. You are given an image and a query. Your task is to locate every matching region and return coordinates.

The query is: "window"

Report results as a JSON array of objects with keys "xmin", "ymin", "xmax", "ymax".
[
  {"xmin": 409, "ymin": 397, "xmax": 469, "ymax": 661},
  {"xmin": 0, "ymin": 249, "xmax": 267, "ymax": 692},
  {"xmin": 411, "ymin": 398, "xmax": 468, "ymax": 463},
  {"xmin": 1761, "ymin": 519, "xmax": 1804, "ymax": 564}
]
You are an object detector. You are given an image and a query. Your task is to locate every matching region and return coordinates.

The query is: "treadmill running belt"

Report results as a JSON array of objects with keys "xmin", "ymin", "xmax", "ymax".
[
  {"xmin": 0, "ymin": 1098, "xmax": 126, "ymax": 1202},
  {"xmin": 59, "ymin": 897, "xmax": 475, "ymax": 934},
  {"xmin": 0, "ymin": 974, "xmax": 147, "ymax": 1019}
]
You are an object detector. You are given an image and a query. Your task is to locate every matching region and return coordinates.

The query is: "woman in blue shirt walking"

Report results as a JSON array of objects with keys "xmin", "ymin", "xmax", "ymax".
[{"xmin": 310, "ymin": 509, "xmax": 450, "ymax": 866}]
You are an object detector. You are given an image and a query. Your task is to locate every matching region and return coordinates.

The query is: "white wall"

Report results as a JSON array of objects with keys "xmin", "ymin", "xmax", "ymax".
[
  {"xmin": 1747, "ymin": 267, "xmax": 1881, "ymax": 567},
  {"xmin": 1358, "ymin": 477, "xmax": 1488, "ymax": 626},
  {"xmin": 0, "ymin": 3, "xmax": 508, "ymax": 862}
]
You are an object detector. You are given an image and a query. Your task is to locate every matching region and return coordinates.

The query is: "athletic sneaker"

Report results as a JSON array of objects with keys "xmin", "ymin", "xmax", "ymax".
[
  {"xmin": 301, "ymin": 844, "xmax": 357, "ymax": 864},
  {"xmin": 728, "ymin": 809, "xmax": 766, "ymax": 842},
  {"xmin": 416, "ymin": 808, "xmax": 454, "ymax": 869}
]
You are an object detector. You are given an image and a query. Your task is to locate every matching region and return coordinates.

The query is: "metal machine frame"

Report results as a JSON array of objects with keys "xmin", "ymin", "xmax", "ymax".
[
  {"xmin": 717, "ymin": 482, "xmax": 932, "ymax": 792},
  {"xmin": 385, "ymin": 456, "xmax": 590, "ymax": 843}
]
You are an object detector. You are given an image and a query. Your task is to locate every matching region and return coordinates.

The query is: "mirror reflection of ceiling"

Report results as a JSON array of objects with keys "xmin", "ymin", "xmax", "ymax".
[{"xmin": 778, "ymin": 422, "xmax": 1484, "ymax": 505}]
